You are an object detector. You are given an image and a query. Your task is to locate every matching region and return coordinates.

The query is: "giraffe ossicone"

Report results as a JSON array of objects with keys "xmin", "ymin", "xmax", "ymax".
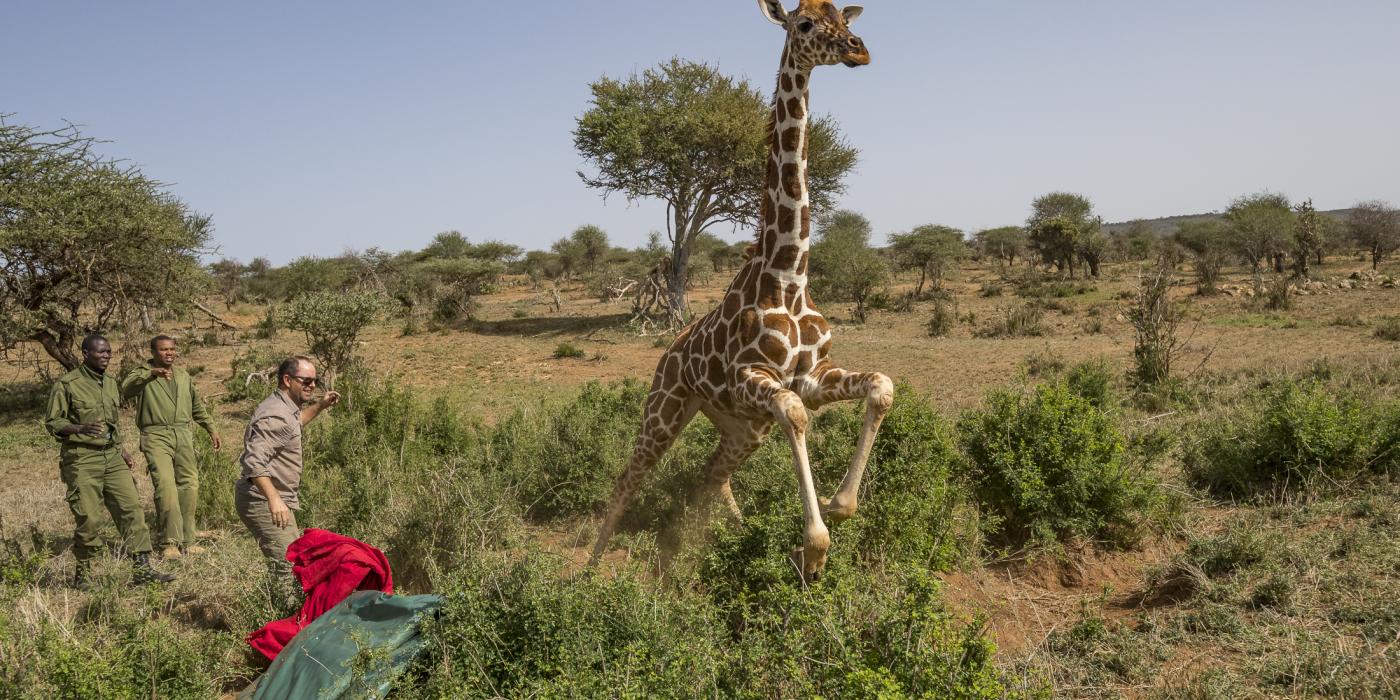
[{"xmin": 589, "ymin": 0, "xmax": 891, "ymax": 584}]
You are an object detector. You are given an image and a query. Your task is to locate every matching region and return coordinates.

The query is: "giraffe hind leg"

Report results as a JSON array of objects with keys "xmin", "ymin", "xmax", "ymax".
[
  {"xmin": 588, "ymin": 391, "xmax": 697, "ymax": 567},
  {"xmin": 696, "ymin": 414, "xmax": 774, "ymax": 522}
]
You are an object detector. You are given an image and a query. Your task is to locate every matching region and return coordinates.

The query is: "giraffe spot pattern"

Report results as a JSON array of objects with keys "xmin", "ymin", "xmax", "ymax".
[
  {"xmin": 781, "ymin": 126, "xmax": 801, "ymax": 153},
  {"xmin": 763, "ymin": 312, "xmax": 797, "ymax": 345},
  {"xmin": 757, "ymin": 332, "xmax": 788, "ymax": 365},
  {"xmin": 777, "ymin": 205, "xmax": 795, "ymax": 235},
  {"xmin": 787, "ymin": 96, "xmax": 805, "ymax": 120},
  {"xmin": 781, "ymin": 163, "xmax": 800, "ymax": 199},
  {"xmin": 757, "ymin": 272, "xmax": 783, "ymax": 309}
]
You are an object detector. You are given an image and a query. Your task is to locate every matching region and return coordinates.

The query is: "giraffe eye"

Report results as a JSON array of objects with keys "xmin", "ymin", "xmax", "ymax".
[{"xmin": 798, "ymin": 20, "xmax": 814, "ymax": 33}]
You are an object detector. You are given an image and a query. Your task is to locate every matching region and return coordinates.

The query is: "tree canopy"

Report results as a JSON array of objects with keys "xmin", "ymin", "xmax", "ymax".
[
  {"xmin": 1347, "ymin": 200, "xmax": 1400, "ymax": 270},
  {"xmin": 1225, "ymin": 192, "xmax": 1293, "ymax": 273},
  {"xmin": 809, "ymin": 211, "xmax": 887, "ymax": 322},
  {"xmin": 573, "ymin": 58, "xmax": 858, "ymax": 322},
  {"xmin": 1026, "ymin": 192, "xmax": 1103, "ymax": 277},
  {"xmin": 975, "ymin": 226, "xmax": 1029, "ymax": 266},
  {"xmin": 1, "ymin": 117, "xmax": 211, "ymax": 370},
  {"xmin": 889, "ymin": 225, "xmax": 968, "ymax": 295}
]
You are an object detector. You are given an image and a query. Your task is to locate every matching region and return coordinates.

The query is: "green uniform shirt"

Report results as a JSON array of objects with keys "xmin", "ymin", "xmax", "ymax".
[
  {"xmin": 45, "ymin": 364, "xmax": 123, "ymax": 448},
  {"xmin": 120, "ymin": 363, "xmax": 214, "ymax": 433}
]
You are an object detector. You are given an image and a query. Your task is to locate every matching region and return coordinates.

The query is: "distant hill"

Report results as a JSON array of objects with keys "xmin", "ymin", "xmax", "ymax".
[{"xmin": 1102, "ymin": 209, "xmax": 1354, "ymax": 237}]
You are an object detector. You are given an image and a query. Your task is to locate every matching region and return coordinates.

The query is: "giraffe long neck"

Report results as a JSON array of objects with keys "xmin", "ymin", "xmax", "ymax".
[{"xmin": 757, "ymin": 48, "xmax": 812, "ymax": 286}]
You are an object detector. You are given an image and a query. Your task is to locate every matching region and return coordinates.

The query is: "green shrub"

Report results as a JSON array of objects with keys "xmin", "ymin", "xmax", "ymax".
[
  {"xmin": 864, "ymin": 289, "xmax": 893, "ymax": 312},
  {"xmin": 980, "ymin": 282, "xmax": 1004, "ymax": 297},
  {"xmin": 1016, "ymin": 280, "xmax": 1095, "ymax": 298},
  {"xmin": 1375, "ymin": 316, "xmax": 1400, "ymax": 341},
  {"xmin": 552, "ymin": 342, "xmax": 586, "ymax": 359},
  {"xmin": 407, "ymin": 552, "xmax": 1035, "ymax": 698},
  {"xmin": 489, "ymin": 380, "xmax": 648, "ymax": 520},
  {"xmin": 1183, "ymin": 380, "xmax": 1398, "ymax": 500},
  {"xmin": 253, "ymin": 304, "xmax": 278, "ymax": 339},
  {"xmin": 927, "ymin": 300, "xmax": 956, "ymax": 337},
  {"xmin": 1066, "ymin": 359, "xmax": 1115, "ymax": 409},
  {"xmin": 1256, "ymin": 274, "xmax": 1293, "ymax": 311},
  {"xmin": 219, "ymin": 349, "xmax": 280, "ymax": 403},
  {"xmin": 1022, "ymin": 347, "xmax": 1065, "ymax": 377},
  {"xmin": 958, "ymin": 381, "xmax": 1158, "ymax": 548},
  {"xmin": 293, "ymin": 375, "xmax": 521, "ymax": 588},
  {"xmin": 280, "ymin": 291, "xmax": 389, "ymax": 378},
  {"xmin": 805, "ymin": 384, "xmax": 978, "ymax": 570},
  {"xmin": 975, "ymin": 303, "xmax": 1044, "ymax": 338},
  {"xmin": 0, "ymin": 589, "xmax": 244, "ymax": 698},
  {"xmin": 0, "ymin": 528, "xmax": 45, "ymax": 589}
]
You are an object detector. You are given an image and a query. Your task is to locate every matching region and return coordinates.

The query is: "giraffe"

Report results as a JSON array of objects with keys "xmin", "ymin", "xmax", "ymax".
[{"xmin": 589, "ymin": 0, "xmax": 890, "ymax": 583}]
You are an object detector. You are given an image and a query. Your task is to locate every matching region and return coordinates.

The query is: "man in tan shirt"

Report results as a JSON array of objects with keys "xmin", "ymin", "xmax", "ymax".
[{"xmin": 235, "ymin": 355, "xmax": 339, "ymax": 603}]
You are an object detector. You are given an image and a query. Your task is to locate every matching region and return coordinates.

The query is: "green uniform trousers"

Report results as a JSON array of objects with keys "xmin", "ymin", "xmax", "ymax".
[
  {"xmin": 140, "ymin": 426, "xmax": 200, "ymax": 547},
  {"xmin": 60, "ymin": 445, "xmax": 152, "ymax": 561}
]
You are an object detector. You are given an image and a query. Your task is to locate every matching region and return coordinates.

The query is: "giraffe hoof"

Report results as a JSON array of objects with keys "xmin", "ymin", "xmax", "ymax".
[
  {"xmin": 820, "ymin": 498, "xmax": 856, "ymax": 524},
  {"xmin": 789, "ymin": 547, "xmax": 827, "ymax": 584}
]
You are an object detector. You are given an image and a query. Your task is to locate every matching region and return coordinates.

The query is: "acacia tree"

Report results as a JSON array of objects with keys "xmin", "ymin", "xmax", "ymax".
[
  {"xmin": 1225, "ymin": 192, "xmax": 1294, "ymax": 273},
  {"xmin": 551, "ymin": 225, "xmax": 610, "ymax": 280},
  {"xmin": 0, "ymin": 118, "xmax": 211, "ymax": 371},
  {"xmin": 889, "ymin": 225, "xmax": 968, "ymax": 295},
  {"xmin": 1347, "ymin": 200, "xmax": 1400, "ymax": 270},
  {"xmin": 809, "ymin": 211, "xmax": 887, "ymax": 323},
  {"xmin": 1111, "ymin": 220, "xmax": 1160, "ymax": 262},
  {"xmin": 1174, "ymin": 220, "xmax": 1232, "ymax": 295},
  {"xmin": 1026, "ymin": 192, "xmax": 1102, "ymax": 277},
  {"xmin": 574, "ymin": 58, "xmax": 858, "ymax": 323},
  {"xmin": 975, "ymin": 226, "xmax": 1029, "ymax": 268},
  {"xmin": 209, "ymin": 258, "xmax": 247, "ymax": 308}
]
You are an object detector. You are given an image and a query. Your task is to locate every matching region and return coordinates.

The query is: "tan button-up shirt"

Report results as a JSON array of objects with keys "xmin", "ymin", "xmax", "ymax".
[{"xmin": 237, "ymin": 390, "xmax": 304, "ymax": 508}]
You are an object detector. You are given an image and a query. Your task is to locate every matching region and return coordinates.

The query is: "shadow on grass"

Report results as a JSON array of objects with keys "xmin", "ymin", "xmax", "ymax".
[
  {"xmin": 465, "ymin": 313, "xmax": 631, "ymax": 338},
  {"xmin": 0, "ymin": 381, "xmax": 47, "ymax": 428}
]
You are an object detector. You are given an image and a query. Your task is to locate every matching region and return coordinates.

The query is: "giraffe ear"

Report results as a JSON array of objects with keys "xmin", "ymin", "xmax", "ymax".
[
  {"xmin": 759, "ymin": 0, "xmax": 789, "ymax": 26},
  {"xmin": 842, "ymin": 5, "xmax": 864, "ymax": 24}
]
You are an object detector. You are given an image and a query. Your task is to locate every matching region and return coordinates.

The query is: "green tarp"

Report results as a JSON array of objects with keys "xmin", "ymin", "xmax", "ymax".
[{"xmin": 251, "ymin": 590, "xmax": 443, "ymax": 699}]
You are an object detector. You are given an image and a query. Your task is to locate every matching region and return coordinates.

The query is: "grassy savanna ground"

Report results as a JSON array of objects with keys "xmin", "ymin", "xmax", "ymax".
[{"xmin": 1, "ymin": 254, "xmax": 1398, "ymax": 698}]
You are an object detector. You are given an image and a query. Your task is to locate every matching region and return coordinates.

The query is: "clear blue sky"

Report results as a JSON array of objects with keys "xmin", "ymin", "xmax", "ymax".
[{"xmin": 6, "ymin": 1, "xmax": 1398, "ymax": 264}]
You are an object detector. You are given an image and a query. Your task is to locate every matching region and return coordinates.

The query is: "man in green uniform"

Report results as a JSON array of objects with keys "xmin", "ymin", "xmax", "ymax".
[
  {"xmin": 121, "ymin": 335, "xmax": 223, "ymax": 560},
  {"xmin": 46, "ymin": 333, "xmax": 175, "ymax": 588}
]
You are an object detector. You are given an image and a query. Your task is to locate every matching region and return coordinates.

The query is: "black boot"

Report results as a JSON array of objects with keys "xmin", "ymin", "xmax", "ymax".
[
  {"xmin": 72, "ymin": 558, "xmax": 92, "ymax": 590},
  {"xmin": 131, "ymin": 552, "xmax": 176, "ymax": 585}
]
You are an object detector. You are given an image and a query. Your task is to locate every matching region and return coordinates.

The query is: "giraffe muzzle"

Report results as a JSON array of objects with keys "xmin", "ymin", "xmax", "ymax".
[{"xmin": 840, "ymin": 36, "xmax": 870, "ymax": 67}]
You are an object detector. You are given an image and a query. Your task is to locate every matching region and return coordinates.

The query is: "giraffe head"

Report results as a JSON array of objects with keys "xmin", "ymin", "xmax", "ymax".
[{"xmin": 759, "ymin": 0, "xmax": 869, "ymax": 70}]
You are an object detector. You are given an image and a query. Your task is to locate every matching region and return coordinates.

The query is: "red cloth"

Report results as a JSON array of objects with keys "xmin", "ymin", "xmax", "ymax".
[{"xmin": 246, "ymin": 528, "xmax": 394, "ymax": 660}]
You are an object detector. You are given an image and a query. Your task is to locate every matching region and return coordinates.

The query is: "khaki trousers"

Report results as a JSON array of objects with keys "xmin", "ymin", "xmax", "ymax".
[{"xmin": 234, "ymin": 486, "xmax": 300, "ymax": 582}]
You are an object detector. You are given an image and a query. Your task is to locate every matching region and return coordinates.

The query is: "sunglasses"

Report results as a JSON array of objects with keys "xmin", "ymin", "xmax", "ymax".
[{"xmin": 288, "ymin": 375, "xmax": 319, "ymax": 387}]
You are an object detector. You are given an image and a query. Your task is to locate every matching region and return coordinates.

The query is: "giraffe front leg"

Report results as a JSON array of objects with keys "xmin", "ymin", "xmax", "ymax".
[
  {"xmin": 735, "ymin": 369, "xmax": 830, "ymax": 583},
  {"xmin": 798, "ymin": 365, "xmax": 894, "ymax": 524}
]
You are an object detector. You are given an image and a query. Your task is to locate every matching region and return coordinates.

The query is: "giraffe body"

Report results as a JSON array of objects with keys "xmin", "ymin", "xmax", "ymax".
[{"xmin": 591, "ymin": 0, "xmax": 890, "ymax": 582}]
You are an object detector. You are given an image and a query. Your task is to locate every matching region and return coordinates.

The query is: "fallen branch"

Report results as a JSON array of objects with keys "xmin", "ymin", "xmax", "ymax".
[
  {"xmin": 245, "ymin": 366, "xmax": 276, "ymax": 386},
  {"xmin": 190, "ymin": 298, "xmax": 238, "ymax": 330}
]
